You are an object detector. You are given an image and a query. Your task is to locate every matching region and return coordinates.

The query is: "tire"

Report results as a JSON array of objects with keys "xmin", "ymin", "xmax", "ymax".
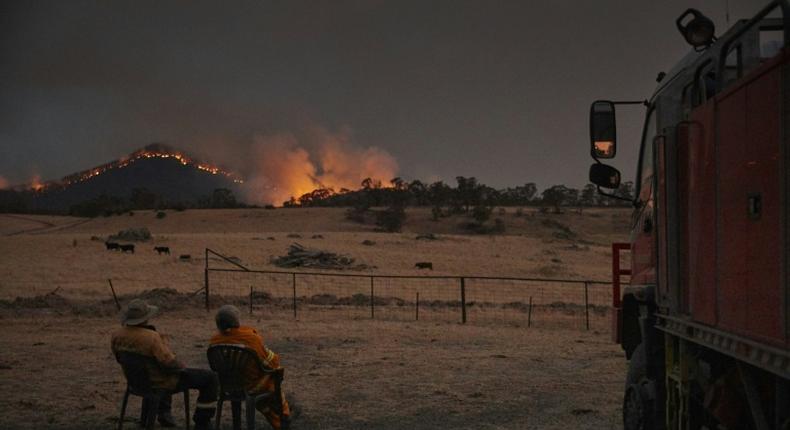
[
  {"xmin": 623, "ymin": 344, "xmax": 654, "ymax": 430},
  {"xmin": 626, "ymin": 344, "xmax": 646, "ymax": 387}
]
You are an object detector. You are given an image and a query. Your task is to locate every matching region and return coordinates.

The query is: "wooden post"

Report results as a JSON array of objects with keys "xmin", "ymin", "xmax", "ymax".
[
  {"xmin": 370, "ymin": 277, "xmax": 375, "ymax": 319},
  {"xmin": 292, "ymin": 273, "xmax": 297, "ymax": 319},
  {"xmin": 108, "ymin": 279, "xmax": 121, "ymax": 311},
  {"xmin": 204, "ymin": 249, "xmax": 210, "ymax": 311},
  {"xmin": 528, "ymin": 296, "xmax": 533, "ymax": 328},
  {"xmin": 460, "ymin": 277, "xmax": 467, "ymax": 324},
  {"xmin": 416, "ymin": 292, "xmax": 419, "ymax": 321},
  {"xmin": 584, "ymin": 282, "xmax": 590, "ymax": 330}
]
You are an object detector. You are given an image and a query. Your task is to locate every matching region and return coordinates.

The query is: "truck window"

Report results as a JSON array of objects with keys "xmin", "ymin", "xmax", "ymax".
[{"xmin": 636, "ymin": 109, "xmax": 657, "ymax": 203}]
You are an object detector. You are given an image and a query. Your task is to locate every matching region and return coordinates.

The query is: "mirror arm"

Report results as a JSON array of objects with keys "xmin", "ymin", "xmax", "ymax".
[
  {"xmin": 612, "ymin": 100, "xmax": 649, "ymax": 106},
  {"xmin": 596, "ymin": 185, "xmax": 637, "ymax": 206}
]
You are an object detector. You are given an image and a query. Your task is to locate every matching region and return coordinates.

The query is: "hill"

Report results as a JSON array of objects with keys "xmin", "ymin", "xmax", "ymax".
[{"xmin": 3, "ymin": 144, "xmax": 243, "ymax": 212}]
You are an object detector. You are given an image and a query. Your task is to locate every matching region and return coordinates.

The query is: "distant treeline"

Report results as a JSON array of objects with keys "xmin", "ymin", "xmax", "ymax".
[
  {"xmin": 0, "ymin": 177, "xmax": 634, "ymax": 217},
  {"xmin": 0, "ymin": 187, "xmax": 245, "ymax": 217},
  {"xmin": 283, "ymin": 177, "xmax": 634, "ymax": 210}
]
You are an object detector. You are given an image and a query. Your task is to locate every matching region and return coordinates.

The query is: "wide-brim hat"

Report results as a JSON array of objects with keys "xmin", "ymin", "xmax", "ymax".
[{"xmin": 121, "ymin": 299, "xmax": 159, "ymax": 325}]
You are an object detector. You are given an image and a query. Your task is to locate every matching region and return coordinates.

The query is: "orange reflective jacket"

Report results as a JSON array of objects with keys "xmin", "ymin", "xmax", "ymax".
[{"xmin": 209, "ymin": 326, "xmax": 280, "ymax": 393}]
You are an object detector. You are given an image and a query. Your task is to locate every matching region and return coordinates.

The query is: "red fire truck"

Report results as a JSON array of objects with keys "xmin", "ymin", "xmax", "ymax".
[{"xmin": 588, "ymin": 2, "xmax": 789, "ymax": 429}]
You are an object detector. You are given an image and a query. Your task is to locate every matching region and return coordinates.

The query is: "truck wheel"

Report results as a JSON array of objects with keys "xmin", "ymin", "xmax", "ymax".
[
  {"xmin": 624, "ymin": 344, "xmax": 654, "ymax": 430},
  {"xmin": 625, "ymin": 344, "xmax": 646, "ymax": 387},
  {"xmin": 624, "ymin": 383, "xmax": 653, "ymax": 430}
]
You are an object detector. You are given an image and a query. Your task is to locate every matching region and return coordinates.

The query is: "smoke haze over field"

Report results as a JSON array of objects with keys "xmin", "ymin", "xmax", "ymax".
[{"xmin": 0, "ymin": 0, "xmax": 767, "ymax": 192}]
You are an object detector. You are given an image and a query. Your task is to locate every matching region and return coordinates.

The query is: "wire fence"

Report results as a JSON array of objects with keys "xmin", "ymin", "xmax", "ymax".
[{"xmin": 205, "ymin": 249, "xmax": 614, "ymax": 332}]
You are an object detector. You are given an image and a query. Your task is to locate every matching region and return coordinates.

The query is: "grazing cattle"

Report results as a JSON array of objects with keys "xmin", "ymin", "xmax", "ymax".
[
  {"xmin": 154, "ymin": 246, "xmax": 170, "ymax": 255},
  {"xmin": 105, "ymin": 242, "xmax": 120, "ymax": 251},
  {"xmin": 415, "ymin": 262, "xmax": 433, "ymax": 270},
  {"xmin": 119, "ymin": 244, "xmax": 135, "ymax": 254},
  {"xmin": 179, "ymin": 254, "xmax": 191, "ymax": 261}
]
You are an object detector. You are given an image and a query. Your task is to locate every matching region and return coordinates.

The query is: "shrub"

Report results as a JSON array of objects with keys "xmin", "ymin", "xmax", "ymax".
[
  {"xmin": 431, "ymin": 206, "xmax": 442, "ymax": 221},
  {"xmin": 345, "ymin": 204, "xmax": 369, "ymax": 224},
  {"xmin": 376, "ymin": 205, "xmax": 406, "ymax": 232},
  {"xmin": 472, "ymin": 204, "xmax": 492, "ymax": 224},
  {"xmin": 156, "ymin": 211, "xmax": 167, "ymax": 219}
]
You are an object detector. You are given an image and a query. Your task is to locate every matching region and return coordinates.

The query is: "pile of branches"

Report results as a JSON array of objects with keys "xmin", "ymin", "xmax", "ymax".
[{"xmin": 271, "ymin": 243, "xmax": 370, "ymax": 270}]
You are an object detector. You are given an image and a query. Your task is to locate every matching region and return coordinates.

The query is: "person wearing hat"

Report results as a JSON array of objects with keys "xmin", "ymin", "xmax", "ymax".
[
  {"xmin": 111, "ymin": 299, "xmax": 218, "ymax": 429},
  {"xmin": 209, "ymin": 305, "xmax": 292, "ymax": 430}
]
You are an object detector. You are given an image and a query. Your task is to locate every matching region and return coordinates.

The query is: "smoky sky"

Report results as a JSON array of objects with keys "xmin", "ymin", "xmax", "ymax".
[{"xmin": 0, "ymin": 0, "xmax": 766, "ymax": 190}]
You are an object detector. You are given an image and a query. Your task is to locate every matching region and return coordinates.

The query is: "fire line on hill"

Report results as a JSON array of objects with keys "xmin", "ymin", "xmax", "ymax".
[{"xmin": 25, "ymin": 143, "xmax": 243, "ymax": 193}]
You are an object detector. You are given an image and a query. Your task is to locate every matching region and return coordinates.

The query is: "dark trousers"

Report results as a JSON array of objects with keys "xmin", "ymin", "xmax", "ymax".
[{"xmin": 159, "ymin": 368, "xmax": 218, "ymax": 425}]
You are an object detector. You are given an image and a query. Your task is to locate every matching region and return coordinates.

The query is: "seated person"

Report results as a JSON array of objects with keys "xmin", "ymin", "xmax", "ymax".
[
  {"xmin": 111, "ymin": 299, "xmax": 218, "ymax": 430},
  {"xmin": 210, "ymin": 305, "xmax": 292, "ymax": 430}
]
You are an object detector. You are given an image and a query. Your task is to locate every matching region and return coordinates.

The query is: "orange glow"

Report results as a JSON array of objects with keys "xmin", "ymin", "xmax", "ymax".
[
  {"xmin": 30, "ymin": 174, "xmax": 44, "ymax": 192},
  {"xmin": 244, "ymin": 131, "xmax": 398, "ymax": 205}
]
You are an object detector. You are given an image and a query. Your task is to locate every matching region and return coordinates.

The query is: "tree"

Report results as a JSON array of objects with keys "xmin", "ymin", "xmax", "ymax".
[
  {"xmin": 580, "ymin": 184, "xmax": 599, "ymax": 207},
  {"xmin": 455, "ymin": 176, "xmax": 482, "ymax": 212},
  {"xmin": 541, "ymin": 185, "xmax": 571, "ymax": 212},
  {"xmin": 615, "ymin": 181, "xmax": 635, "ymax": 203},
  {"xmin": 407, "ymin": 180, "xmax": 429, "ymax": 206},
  {"xmin": 207, "ymin": 188, "xmax": 237, "ymax": 208},
  {"xmin": 521, "ymin": 183, "xmax": 538, "ymax": 203}
]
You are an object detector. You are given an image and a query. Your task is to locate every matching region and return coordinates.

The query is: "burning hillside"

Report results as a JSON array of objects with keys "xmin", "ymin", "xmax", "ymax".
[
  {"xmin": 27, "ymin": 143, "xmax": 242, "ymax": 193},
  {"xmin": 9, "ymin": 144, "xmax": 245, "ymax": 212},
  {"xmin": 3, "ymin": 129, "xmax": 400, "ymax": 211}
]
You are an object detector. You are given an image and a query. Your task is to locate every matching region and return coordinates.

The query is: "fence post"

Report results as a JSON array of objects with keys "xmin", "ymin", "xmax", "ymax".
[
  {"xmin": 204, "ymin": 248, "xmax": 210, "ymax": 311},
  {"xmin": 460, "ymin": 277, "xmax": 467, "ymax": 324},
  {"xmin": 528, "ymin": 296, "xmax": 533, "ymax": 327},
  {"xmin": 416, "ymin": 292, "xmax": 419, "ymax": 321},
  {"xmin": 249, "ymin": 286, "xmax": 253, "ymax": 315},
  {"xmin": 584, "ymin": 282, "xmax": 590, "ymax": 330},
  {"xmin": 370, "ymin": 277, "xmax": 375, "ymax": 319},
  {"xmin": 292, "ymin": 273, "xmax": 297, "ymax": 319}
]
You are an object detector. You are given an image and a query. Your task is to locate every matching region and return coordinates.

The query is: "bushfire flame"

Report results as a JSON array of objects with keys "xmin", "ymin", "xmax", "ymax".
[{"xmin": 244, "ymin": 131, "xmax": 398, "ymax": 205}]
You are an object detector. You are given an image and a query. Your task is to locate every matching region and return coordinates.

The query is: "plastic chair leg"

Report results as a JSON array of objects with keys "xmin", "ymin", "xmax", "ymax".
[
  {"xmin": 143, "ymin": 395, "xmax": 161, "ymax": 430},
  {"xmin": 231, "ymin": 400, "xmax": 242, "ymax": 430},
  {"xmin": 215, "ymin": 396, "xmax": 224, "ymax": 430},
  {"xmin": 183, "ymin": 390, "xmax": 191, "ymax": 430},
  {"xmin": 245, "ymin": 396, "xmax": 256, "ymax": 430},
  {"xmin": 118, "ymin": 388, "xmax": 130, "ymax": 430}
]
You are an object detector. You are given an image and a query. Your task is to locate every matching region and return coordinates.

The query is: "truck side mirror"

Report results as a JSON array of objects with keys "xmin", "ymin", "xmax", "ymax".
[
  {"xmin": 590, "ymin": 100, "xmax": 616, "ymax": 159},
  {"xmin": 589, "ymin": 163, "xmax": 621, "ymax": 189}
]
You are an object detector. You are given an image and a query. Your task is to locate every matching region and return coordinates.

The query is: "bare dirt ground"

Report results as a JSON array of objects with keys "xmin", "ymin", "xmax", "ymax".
[
  {"xmin": 0, "ymin": 207, "xmax": 630, "ymax": 429},
  {"xmin": 0, "ymin": 312, "xmax": 626, "ymax": 429}
]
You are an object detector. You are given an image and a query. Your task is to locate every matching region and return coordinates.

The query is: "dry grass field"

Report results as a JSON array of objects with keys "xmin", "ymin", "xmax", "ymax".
[{"xmin": 0, "ymin": 207, "xmax": 630, "ymax": 429}]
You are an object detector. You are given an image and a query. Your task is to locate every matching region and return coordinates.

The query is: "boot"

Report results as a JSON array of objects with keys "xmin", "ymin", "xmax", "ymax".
[
  {"xmin": 193, "ymin": 406, "xmax": 215, "ymax": 430},
  {"xmin": 157, "ymin": 411, "xmax": 176, "ymax": 428},
  {"xmin": 194, "ymin": 420, "xmax": 212, "ymax": 430}
]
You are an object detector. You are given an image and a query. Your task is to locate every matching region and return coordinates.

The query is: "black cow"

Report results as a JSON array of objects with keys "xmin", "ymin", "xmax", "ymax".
[
  {"xmin": 105, "ymin": 242, "xmax": 120, "ymax": 251},
  {"xmin": 154, "ymin": 246, "xmax": 170, "ymax": 255},
  {"xmin": 119, "ymin": 244, "xmax": 135, "ymax": 254},
  {"xmin": 415, "ymin": 262, "xmax": 433, "ymax": 270}
]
